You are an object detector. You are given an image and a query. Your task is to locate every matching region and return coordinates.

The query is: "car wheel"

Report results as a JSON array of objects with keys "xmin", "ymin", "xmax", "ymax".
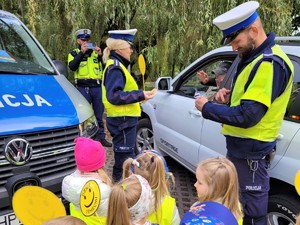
[
  {"xmin": 135, "ymin": 118, "xmax": 154, "ymax": 155},
  {"xmin": 267, "ymin": 194, "xmax": 300, "ymax": 225}
]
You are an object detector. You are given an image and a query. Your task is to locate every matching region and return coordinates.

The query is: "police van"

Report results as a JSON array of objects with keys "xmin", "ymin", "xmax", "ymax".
[{"xmin": 0, "ymin": 10, "xmax": 98, "ymax": 223}]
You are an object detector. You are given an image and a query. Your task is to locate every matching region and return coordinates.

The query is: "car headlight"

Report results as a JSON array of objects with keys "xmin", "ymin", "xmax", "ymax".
[{"xmin": 78, "ymin": 115, "xmax": 98, "ymax": 137}]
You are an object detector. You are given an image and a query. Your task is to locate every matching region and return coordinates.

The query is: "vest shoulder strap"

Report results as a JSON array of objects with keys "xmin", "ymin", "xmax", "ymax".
[
  {"xmin": 70, "ymin": 49, "xmax": 79, "ymax": 57},
  {"xmin": 244, "ymin": 47, "xmax": 289, "ymax": 92},
  {"xmin": 106, "ymin": 59, "xmax": 121, "ymax": 72}
]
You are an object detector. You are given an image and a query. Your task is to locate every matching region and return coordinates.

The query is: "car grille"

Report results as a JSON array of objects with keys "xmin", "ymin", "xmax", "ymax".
[{"xmin": 0, "ymin": 126, "xmax": 79, "ymax": 186}]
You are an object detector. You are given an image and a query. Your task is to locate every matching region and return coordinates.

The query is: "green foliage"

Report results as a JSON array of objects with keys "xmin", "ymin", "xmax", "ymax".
[{"xmin": 1, "ymin": 0, "xmax": 299, "ymax": 81}]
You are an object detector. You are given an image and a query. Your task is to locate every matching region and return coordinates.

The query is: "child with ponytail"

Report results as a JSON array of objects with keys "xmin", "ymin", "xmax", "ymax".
[
  {"xmin": 106, "ymin": 174, "xmax": 152, "ymax": 225},
  {"xmin": 123, "ymin": 150, "xmax": 180, "ymax": 225}
]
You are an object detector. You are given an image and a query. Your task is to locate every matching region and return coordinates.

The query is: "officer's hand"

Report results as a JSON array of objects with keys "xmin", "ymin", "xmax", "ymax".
[
  {"xmin": 197, "ymin": 70, "xmax": 209, "ymax": 84},
  {"xmin": 94, "ymin": 46, "xmax": 102, "ymax": 55},
  {"xmin": 214, "ymin": 88, "xmax": 231, "ymax": 104},
  {"xmin": 80, "ymin": 43, "xmax": 88, "ymax": 53},
  {"xmin": 195, "ymin": 96, "xmax": 208, "ymax": 111},
  {"xmin": 143, "ymin": 89, "xmax": 157, "ymax": 100}
]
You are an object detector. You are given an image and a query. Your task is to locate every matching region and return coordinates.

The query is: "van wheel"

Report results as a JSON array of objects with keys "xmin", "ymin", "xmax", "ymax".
[
  {"xmin": 267, "ymin": 194, "xmax": 300, "ymax": 225},
  {"xmin": 135, "ymin": 118, "xmax": 154, "ymax": 155}
]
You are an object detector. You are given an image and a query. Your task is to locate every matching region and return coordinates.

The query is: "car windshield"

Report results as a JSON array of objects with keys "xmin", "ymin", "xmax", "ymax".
[{"xmin": 0, "ymin": 15, "xmax": 55, "ymax": 75}]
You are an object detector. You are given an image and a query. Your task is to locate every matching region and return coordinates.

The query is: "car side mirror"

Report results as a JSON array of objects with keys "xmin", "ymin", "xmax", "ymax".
[
  {"xmin": 52, "ymin": 60, "xmax": 69, "ymax": 78},
  {"xmin": 156, "ymin": 77, "xmax": 172, "ymax": 90}
]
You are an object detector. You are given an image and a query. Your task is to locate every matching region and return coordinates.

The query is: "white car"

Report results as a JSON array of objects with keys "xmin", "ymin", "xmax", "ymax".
[{"xmin": 136, "ymin": 37, "xmax": 300, "ymax": 225}]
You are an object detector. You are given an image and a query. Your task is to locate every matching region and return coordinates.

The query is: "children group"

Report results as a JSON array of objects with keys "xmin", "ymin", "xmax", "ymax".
[{"xmin": 52, "ymin": 136, "xmax": 240, "ymax": 225}]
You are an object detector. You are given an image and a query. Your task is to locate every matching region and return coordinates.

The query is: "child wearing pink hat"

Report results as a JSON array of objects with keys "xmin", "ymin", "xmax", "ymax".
[{"xmin": 62, "ymin": 137, "xmax": 112, "ymax": 225}]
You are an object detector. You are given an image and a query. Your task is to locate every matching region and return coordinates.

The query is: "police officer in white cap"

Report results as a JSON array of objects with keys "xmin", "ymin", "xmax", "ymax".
[
  {"xmin": 195, "ymin": 2, "xmax": 294, "ymax": 225},
  {"xmin": 68, "ymin": 29, "xmax": 112, "ymax": 147},
  {"xmin": 101, "ymin": 28, "xmax": 154, "ymax": 182}
]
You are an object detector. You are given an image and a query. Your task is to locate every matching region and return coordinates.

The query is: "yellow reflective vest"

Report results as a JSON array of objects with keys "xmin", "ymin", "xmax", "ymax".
[
  {"xmin": 67, "ymin": 48, "xmax": 103, "ymax": 80},
  {"xmin": 222, "ymin": 45, "xmax": 294, "ymax": 141},
  {"xmin": 102, "ymin": 59, "xmax": 141, "ymax": 117},
  {"xmin": 148, "ymin": 195, "xmax": 176, "ymax": 225},
  {"xmin": 69, "ymin": 202, "xmax": 106, "ymax": 225}
]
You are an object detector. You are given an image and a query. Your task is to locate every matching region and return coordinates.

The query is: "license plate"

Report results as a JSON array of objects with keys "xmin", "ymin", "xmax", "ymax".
[{"xmin": 0, "ymin": 212, "xmax": 22, "ymax": 225}]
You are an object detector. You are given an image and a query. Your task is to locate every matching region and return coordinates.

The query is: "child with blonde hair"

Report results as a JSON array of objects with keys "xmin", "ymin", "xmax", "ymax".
[
  {"xmin": 62, "ymin": 137, "xmax": 112, "ymax": 225},
  {"xmin": 107, "ymin": 174, "xmax": 152, "ymax": 225},
  {"xmin": 189, "ymin": 157, "xmax": 243, "ymax": 224},
  {"xmin": 42, "ymin": 216, "xmax": 86, "ymax": 225},
  {"xmin": 123, "ymin": 150, "xmax": 180, "ymax": 225}
]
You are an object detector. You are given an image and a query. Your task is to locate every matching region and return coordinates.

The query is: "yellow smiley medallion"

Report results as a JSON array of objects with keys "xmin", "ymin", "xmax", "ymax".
[
  {"xmin": 80, "ymin": 180, "xmax": 101, "ymax": 216},
  {"xmin": 12, "ymin": 186, "xmax": 66, "ymax": 225}
]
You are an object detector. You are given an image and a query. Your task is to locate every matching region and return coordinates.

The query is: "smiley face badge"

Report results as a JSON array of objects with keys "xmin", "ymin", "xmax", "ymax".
[
  {"xmin": 12, "ymin": 186, "xmax": 66, "ymax": 225},
  {"xmin": 80, "ymin": 180, "xmax": 101, "ymax": 216}
]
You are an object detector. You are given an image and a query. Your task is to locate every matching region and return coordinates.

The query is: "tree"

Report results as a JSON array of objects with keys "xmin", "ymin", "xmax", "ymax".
[{"xmin": 1, "ymin": 0, "xmax": 298, "ymax": 81}]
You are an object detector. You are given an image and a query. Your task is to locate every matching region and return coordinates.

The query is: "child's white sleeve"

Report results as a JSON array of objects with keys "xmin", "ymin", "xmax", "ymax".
[{"xmin": 171, "ymin": 204, "xmax": 181, "ymax": 225}]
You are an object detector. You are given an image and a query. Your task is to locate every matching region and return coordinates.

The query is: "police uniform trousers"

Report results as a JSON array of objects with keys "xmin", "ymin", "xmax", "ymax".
[
  {"xmin": 228, "ymin": 156, "xmax": 269, "ymax": 225},
  {"xmin": 106, "ymin": 116, "xmax": 137, "ymax": 182},
  {"xmin": 77, "ymin": 85, "xmax": 105, "ymax": 139}
]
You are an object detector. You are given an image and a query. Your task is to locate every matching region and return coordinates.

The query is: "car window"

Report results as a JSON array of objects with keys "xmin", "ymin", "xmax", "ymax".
[
  {"xmin": 177, "ymin": 73, "xmax": 209, "ymax": 98},
  {"xmin": 285, "ymin": 57, "xmax": 300, "ymax": 123},
  {"xmin": 176, "ymin": 59, "xmax": 235, "ymax": 100}
]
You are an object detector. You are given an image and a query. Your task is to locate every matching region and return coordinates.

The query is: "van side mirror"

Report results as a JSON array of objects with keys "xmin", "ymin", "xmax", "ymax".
[{"xmin": 52, "ymin": 60, "xmax": 69, "ymax": 78}]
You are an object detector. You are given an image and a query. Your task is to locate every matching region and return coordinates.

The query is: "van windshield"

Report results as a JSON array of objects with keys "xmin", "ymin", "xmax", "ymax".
[{"xmin": 0, "ymin": 15, "xmax": 56, "ymax": 75}]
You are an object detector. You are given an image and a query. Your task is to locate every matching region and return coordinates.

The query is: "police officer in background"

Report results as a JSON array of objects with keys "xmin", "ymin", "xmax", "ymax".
[
  {"xmin": 68, "ymin": 29, "xmax": 112, "ymax": 147},
  {"xmin": 195, "ymin": 1, "xmax": 294, "ymax": 225}
]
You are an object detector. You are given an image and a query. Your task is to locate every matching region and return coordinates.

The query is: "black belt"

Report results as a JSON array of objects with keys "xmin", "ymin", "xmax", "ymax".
[{"xmin": 76, "ymin": 79, "xmax": 101, "ymax": 87}]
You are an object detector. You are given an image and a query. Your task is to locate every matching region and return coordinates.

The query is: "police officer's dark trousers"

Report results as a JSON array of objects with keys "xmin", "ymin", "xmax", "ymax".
[
  {"xmin": 106, "ymin": 116, "xmax": 137, "ymax": 182},
  {"xmin": 228, "ymin": 156, "xmax": 269, "ymax": 225},
  {"xmin": 77, "ymin": 85, "xmax": 105, "ymax": 139}
]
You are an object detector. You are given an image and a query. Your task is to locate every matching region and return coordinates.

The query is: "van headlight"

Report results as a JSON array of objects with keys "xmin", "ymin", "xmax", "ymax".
[{"xmin": 79, "ymin": 115, "xmax": 98, "ymax": 137}]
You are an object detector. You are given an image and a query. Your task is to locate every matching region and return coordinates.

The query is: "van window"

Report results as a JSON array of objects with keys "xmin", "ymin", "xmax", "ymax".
[{"xmin": 0, "ymin": 17, "xmax": 55, "ymax": 74}]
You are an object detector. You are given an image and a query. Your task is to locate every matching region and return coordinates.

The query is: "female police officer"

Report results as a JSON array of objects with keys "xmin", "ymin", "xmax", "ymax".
[{"xmin": 102, "ymin": 28, "xmax": 154, "ymax": 182}]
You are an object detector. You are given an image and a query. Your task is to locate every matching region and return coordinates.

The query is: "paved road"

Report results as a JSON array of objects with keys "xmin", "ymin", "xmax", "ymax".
[{"xmin": 104, "ymin": 147, "xmax": 198, "ymax": 217}]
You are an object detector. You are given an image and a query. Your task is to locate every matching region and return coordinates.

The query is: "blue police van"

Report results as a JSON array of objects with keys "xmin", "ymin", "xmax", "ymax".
[{"xmin": 0, "ymin": 10, "xmax": 98, "ymax": 223}]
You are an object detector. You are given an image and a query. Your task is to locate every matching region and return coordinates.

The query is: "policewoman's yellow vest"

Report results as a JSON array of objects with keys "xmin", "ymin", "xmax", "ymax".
[
  {"xmin": 222, "ymin": 45, "xmax": 294, "ymax": 141},
  {"xmin": 147, "ymin": 195, "xmax": 175, "ymax": 225},
  {"xmin": 102, "ymin": 59, "xmax": 141, "ymax": 117},
  {"xmin": 69, "ymin": 202, "xmax": 106, "ymax": 225},
  {"xmin": 67, "ymin": 48, "xmax": 103, "ymax": 80}
]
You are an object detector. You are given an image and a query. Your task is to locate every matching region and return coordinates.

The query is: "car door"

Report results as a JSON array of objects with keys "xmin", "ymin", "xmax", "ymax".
[
  {"xmin": 269, "ymin": 54, "xmax": 300, "ymax": 171},
  {"xmin": 153, "ymin": 52, "xmax": 237, "ymax": 172}
]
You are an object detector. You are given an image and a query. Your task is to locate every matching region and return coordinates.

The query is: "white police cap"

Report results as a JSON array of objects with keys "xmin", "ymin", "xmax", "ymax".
[
  {"xmin": 213, "ymin": 1, "xmax": 259, "ymax": 45},
  {"xmin": 75, "ymin": 29, "xmax": 91, "ymax": 39},
  {"xmin": 108, "ymin": 28, "xmax": 137, "ymax": 42}
]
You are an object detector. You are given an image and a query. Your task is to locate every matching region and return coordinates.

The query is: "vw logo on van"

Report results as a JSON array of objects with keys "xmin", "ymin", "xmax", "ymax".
[{"xmin": 4, "ymin": 138, "xmax": 33, "ymax": 166}]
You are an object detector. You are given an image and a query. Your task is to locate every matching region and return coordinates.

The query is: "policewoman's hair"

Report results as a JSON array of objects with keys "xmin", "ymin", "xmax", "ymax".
[
  {"xmin": 106, "ymin": 175, "xmax": 151, "ymax": 225},
  {"xmin": 42, "ymin": 216, "xmax": 86, "ymax": 225},
  {"xmin": 122, "ymin": 150, "xmax": 173, "ymax": 210},
  {"xmin": 196, "ymin": 157, "xmax": 243, "ymax": 221},
  {"xmin": 102, "ymin": 38, "xmax": 131, "ymax": 63}
]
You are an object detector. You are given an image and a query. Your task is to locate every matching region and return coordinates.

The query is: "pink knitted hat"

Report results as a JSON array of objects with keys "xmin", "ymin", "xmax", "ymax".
[{"xmin": 74, "ymin": 137, "xmax": 106, "ymax": 172}]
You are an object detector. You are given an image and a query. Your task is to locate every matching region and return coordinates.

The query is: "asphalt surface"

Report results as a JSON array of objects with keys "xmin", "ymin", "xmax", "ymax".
[{"xmin": 104, "ymin": 146, "xmax": 198, "ymax": 217}]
